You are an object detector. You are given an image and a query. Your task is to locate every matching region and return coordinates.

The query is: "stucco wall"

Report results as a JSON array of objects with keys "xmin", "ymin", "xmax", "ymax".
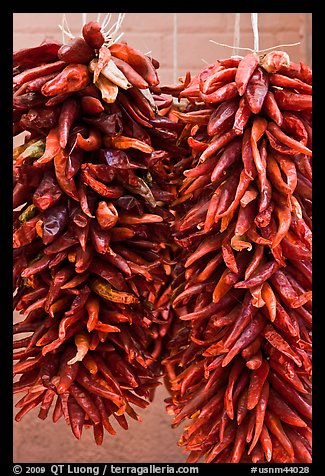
[{"xmin": 13, "ymin": 12, "xmax": 312, "ymax": 464}]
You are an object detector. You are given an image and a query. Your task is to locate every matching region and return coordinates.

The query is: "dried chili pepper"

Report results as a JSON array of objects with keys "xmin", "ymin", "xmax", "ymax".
[
  {"xmin": 13, "ymin": 20, "xmax": 177, "ymax": 446},
  {"xmin": 162, "ymin": 48, "xmax": 312, "ymax": 464}
]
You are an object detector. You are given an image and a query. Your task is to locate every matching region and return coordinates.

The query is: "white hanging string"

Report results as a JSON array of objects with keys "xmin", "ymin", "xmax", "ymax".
[
  {"xmin": 210, "ymin": 12, "xmax": 300, "ymax": 54},
  {"xmin": 251, "ymin": 13, "xmax": 259, "ymax": 52},
  {"xmin": 58, "ymin": 13, "xmax": 126, "ymax": 46},
  {"xmin": 233, "ymin": 13, "xmax": 241, "ymax": 56},
  {"xmin": 101, "ymin": 13, "xmax": 112, "ymax": 31},
  {"xmin": 173, "ymin": 13, "xmax": 178, "ymax": 83},
  {"xmin": 59, "ymin": 14, "xmax": 74, "ymax": 43},
  {"xmin": 210, "ymin": 39, "xmax": 301, "ymax": 55}
]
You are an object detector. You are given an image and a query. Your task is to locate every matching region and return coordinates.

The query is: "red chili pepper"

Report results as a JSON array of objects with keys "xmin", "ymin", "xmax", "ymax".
[
  {"xmin": 76, "ymin": 128, "xmax": 102, "ymax": 151},
  {"xmin": 55, "ymin": 347, "xmax": 80, "ymax": 394},
  {"xmin": 58, "ymin": 98, "xmax": 80, "ymax": 149},
  {"xmin": 222, "ymin": 313, "xmax": 266, "ymax": 367},
  {"xmin": 265, "ymin": 410, "xmax": 294, "ymax": 459},
  {"xmin": 172, "ymin": 369, "xmax": 223, "ymax": 427},
  {"xmin": 66, "ymin": 396, "xmax": 85, "ymax": 440},
  {"xmin": 248, "ymin": 381, "xmax": 269, "ymax": 456},
  {"xmin": 13, "ymin": 216, "xmax": 38, "ymax": 248},
  {"xmin": 268, "ymin": 389, "xmax": 307, "ymax": 427},
  {"xmin": 269, "ymin": 270, "xmax": 300, "ymax": 308},
  {"xmin": 25, "ymin": 72, "xmax": 59, "ymax": 92},
  {"xmin": 269, "ymin": 73, "xmax": 312, "ymax": 94},
  {"xmin": 69, "ymin": 382, "xmax": 101, "ymax": 425},
  {"xmin": 205, "ymin": 67, "xmax": 238, "ymax": 93},
  {"xmin": 34, "ymin": 127, "xmax": 61, "ymax": 166},
  {"xmin": 206, "ymin": 422, "xmax": 237, "ymax": 462},
  {"xmin": 207, "ymin": 98, "xmax": 238, "ymax": 136},
  {"xmin": 221, "ymin": 242, "xmax": 238, "ymax": 274},
  {"xmin": 285, "ymin": 427, "xmax": 312, "ymax": 462},
  {"xmin": 215, "ymin": 169, "xmax": 251, "ymax": 226},
  {"xmin": 45, "ymin": 92, "xmax": 72, "ymax": 106},
  {"xmin": 246, "ymin": 350, "xmax": 263, "ymax": 370},
  {"xmin": 14, "ymin": 40, "xmax": 62, "ymax": 68},
  {"xmin": 80, "ymin": 95, "xmax": 104, "ymax": 114},
  {"xmin": 281, "ymin": 112, "xmax": 308, "ymax": 145},
  {"xmin": 251, "ymin": 118, "xmax": 272, "ymax": 212},
  {"xmin": 263, "ymin": 91, "xmax": 283, "ymax": 126},
  {"xmin": 38, "ymin": 388, "xmax": 56, "ymax": 420},
  {"xmin": 82, "ymin": 21, "xmax": 105, "ymax": 49},
  {"xmin": 247, "ymin": 359, "xmax": 269, "ymax": 410},
  {"xmin": 234, "ymin": 207, "xmax": 256, "ymax": 246},
  {"xmin": 259, "ymin": 423, "xmax": 273, "ymax": 461},
  {"xmin": 266, "ymin": 154, "xmax": 291, "ymax": 195},
  {"xmin": 15, "ymin": 393, "xmax": 45, "ymax": 422},
  {"xmin": 13, "ymin": 354, "xmax": 44, "ymax": 375},
  {"xmin": 241, "ymin": 127, "xmax": 256, "ymax": 180},
  {"xmin": 273, "ymin": 89, "xmax": 312, "ymax": 111},
  {"xmin": 245, "ymin": 66, "xmax": 269, "ymax": 114},
  {"xmin": 260, "ymin": 50, "xmax": 290, "ymax": 73},
  {"xmin": 111, "ymin": 56, "xmax": 149, "ymax": 89},
  {"xmin": 93, "ymin": 396, "xmax": 116, "ymax": 435},
  {"xmin": 85, "ymin": 295, "xmax": 100, "ymax": 332},
  {"xmin": 233, "ymin": 96, "xmax": 251, "ymax": 135},
  {"xmin": 200, "ymin": 81, "xmax": 238, "ymax": 104},
  {"xmin": 89, "ymin": 221, "xmax": 110, "ymax": 254},
  {"xmin": 235, "ymin": 53, "xmax": 259, "ymax": 96},
  {"xmin": 211, "ymin": 137, "xmax": 242, "ymax": 182},
  {"xmin": 110, "ymin": 42, "xmax": 159, "ymax": 86},
  {"xmin": 81, "ymin": 165, "xmax": 123, "ymax": 198},
  {"xmin": 90, "ymin": 354, "xmax": 124, "ymax": 399},
  {"xmin": 41, "ymin": 64, "xmax": 90, "ymax": 96},
  {"xmin": 76, "ymin": 365, "xmax": 126, "ymax": 412},
  {"xmin": 32, "ymin": 170, "xmax": 62, "ymax": 210},
  {"xmin": 263, "ymin": 323, "xmax": 302, "ymax": 366},
  {"xmin": 20, "ymin": 255, "xmax": 50, "ymax": 278},
  {"xmin": 268, "ymin": 122, "xmax": 312, "ymax": 156},
  {"xmin": 58, "ymin": 37, "xmax": 94, "ymax": 64},
  {"xmin": 235, "ymin": 260, "xmax": 280, "ymax": 289},
  {"xmin": 13, "ymin": 60, "xmax": 66, "ymax": 86},
  {"xmin": 54, "ymin": 149, "xmax": 79, "ymax": 201},
  {"xmin": 224, "ymin": 358, "xmax": 245, "ymax": 419}
]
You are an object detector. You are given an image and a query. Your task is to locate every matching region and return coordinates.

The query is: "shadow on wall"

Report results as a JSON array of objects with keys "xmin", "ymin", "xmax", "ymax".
[{"xmin": 13, "ymin": 384, "xmax": 186, "ymax": 463}]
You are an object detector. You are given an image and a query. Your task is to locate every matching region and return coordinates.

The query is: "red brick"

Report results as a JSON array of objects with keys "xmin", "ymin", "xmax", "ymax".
[
  {"xmin": 258, "ymin": 13, "xmax": 304, "ymax": 33},
  {"xmin": 177, "ymin": 12, "xmax": 227, "ymax": 33},
  {"xmin": 122, "ymin": 13, "xmax": 173, "ymax": 33},
  {"xmin": 13, "ymin": 13, "xmax": 64, "ymax": 33}
]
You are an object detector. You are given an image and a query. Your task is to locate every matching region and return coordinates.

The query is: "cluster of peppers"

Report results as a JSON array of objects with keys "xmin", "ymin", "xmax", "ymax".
[
  {"xmin": 13, "ymin": 22, "xmax": 312, "ymax": 463},
  {"xmin": 13, "ymin": 21, "xmax": 181, "ymax": 444},
  {"xmin": 162, "ymin": 50, "xmax": 312, "ymax": 463}
]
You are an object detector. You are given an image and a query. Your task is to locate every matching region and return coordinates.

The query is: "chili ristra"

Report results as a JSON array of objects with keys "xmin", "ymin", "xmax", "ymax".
[
  {"xmin": 162, "ymin": 48, "xmax": 312, "ymax": 463},
  {"xmin": 13, "ymin": 19, "xmax": 179, "ymax": 445}
]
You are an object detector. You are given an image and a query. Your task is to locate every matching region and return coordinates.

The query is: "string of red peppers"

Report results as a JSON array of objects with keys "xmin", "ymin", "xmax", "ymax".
[
  {"xmin": 161, "ymin": 50, "xmax": 312, "ymax": 463},
  {"xmin": 13, "ymin": 21, "xmax": 181, "ymax": 444},
  {"xmin": 13, "ymin": 23, "xmax": 312, "ymax": 463}
]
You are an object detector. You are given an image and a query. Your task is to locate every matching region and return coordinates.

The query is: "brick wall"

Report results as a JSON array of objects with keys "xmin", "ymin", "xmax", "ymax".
[
  {"xmin": 13, "ymin": 12, "xmax": 312, "ymax": 85},
  {"xmin": 13, "ymin": 12, "xmax": 312, "ymax": 464}
]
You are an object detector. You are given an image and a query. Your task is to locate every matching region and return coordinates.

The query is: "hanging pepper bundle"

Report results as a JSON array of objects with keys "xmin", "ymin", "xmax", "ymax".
[
  {"xmin": 161, "ymin": 50, "xmax": 312, "ymax": 463},
  {"xmin": 13, "ymin": 20, "xmax": 181, "ymax": 444}
]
